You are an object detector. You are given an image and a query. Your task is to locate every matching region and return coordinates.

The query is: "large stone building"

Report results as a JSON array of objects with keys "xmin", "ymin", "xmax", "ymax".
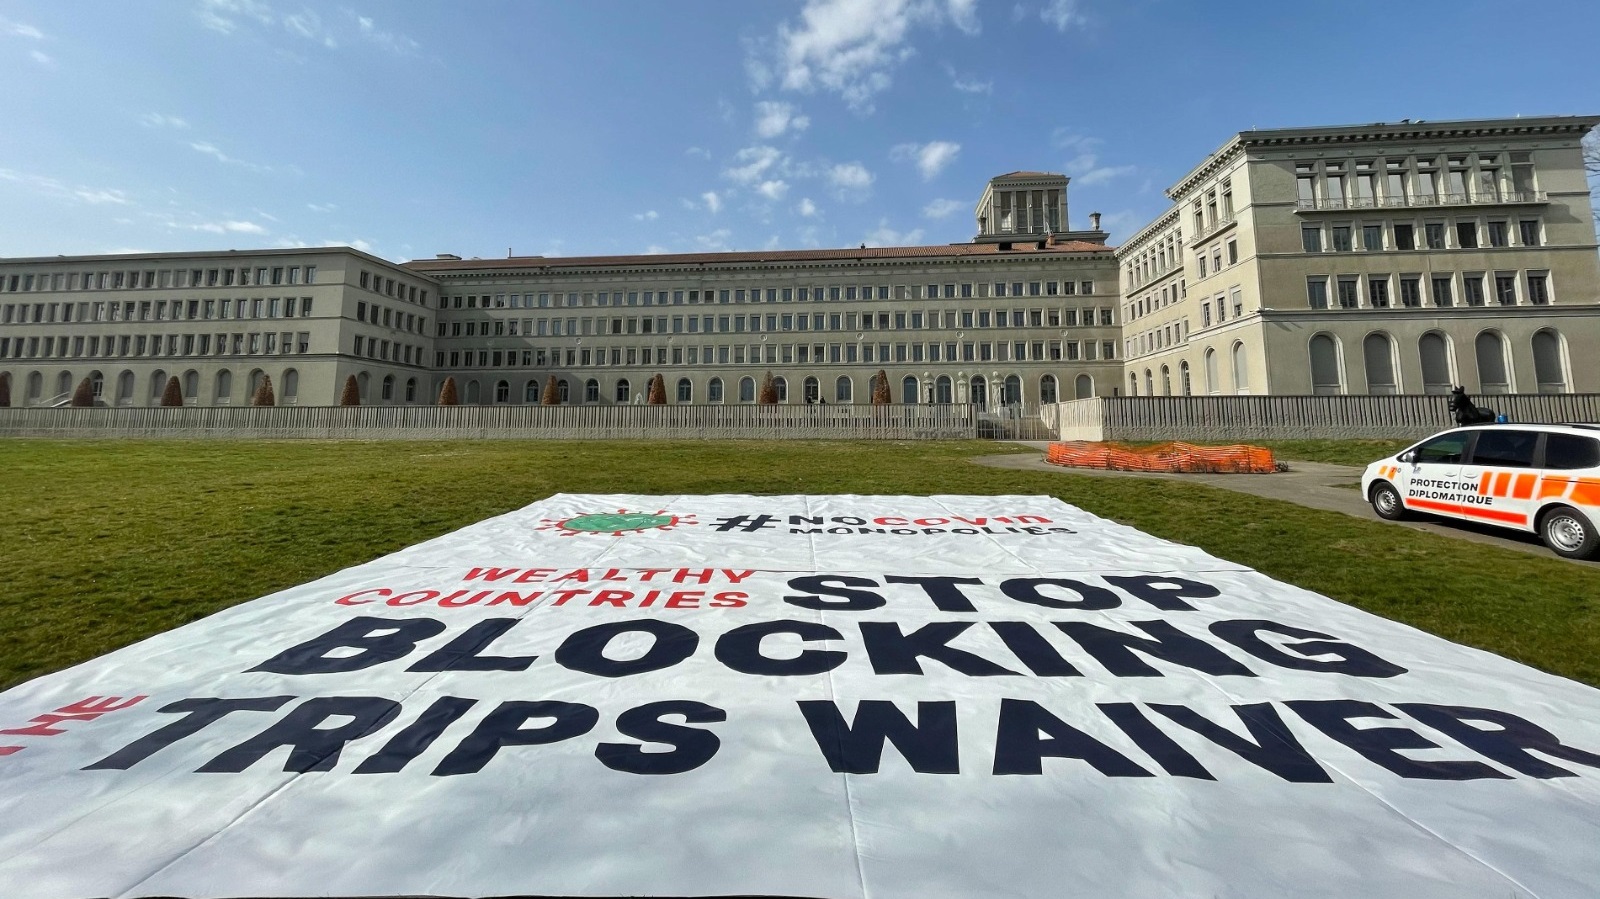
[
  {"xmin": 1, "ymin": 115, "xmax": 1596, "ymax": 408},
  {"xmin": 1119, "ymin": 115, "xmax": 1600, "ymax": 397}
]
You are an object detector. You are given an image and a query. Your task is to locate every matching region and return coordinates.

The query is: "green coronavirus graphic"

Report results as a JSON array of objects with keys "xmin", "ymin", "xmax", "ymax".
[{"xmin": 537, "ymin": 510, "xmax": 691, "ymax": 536}]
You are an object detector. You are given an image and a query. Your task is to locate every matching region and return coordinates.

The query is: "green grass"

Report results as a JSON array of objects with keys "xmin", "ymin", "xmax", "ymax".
[
  {"xmin": 1257, "ymin": 439, "xmax": 1415, "ymax": 467},
  {"xmin": 1, "ymin": 439, "xmax": 1596, "ymax": 690}
]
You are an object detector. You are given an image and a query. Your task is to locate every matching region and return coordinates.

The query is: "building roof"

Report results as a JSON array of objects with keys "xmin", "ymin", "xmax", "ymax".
[
  {"xmin": 992, "ymin": 171, "xmax": 1063, "ymax": 179},
  {"xmin": 402, "ymin": 240, "xmax": 1114, "ymax": 274}
]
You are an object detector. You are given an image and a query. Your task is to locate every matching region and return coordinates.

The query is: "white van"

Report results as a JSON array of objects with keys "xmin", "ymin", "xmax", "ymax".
[{"xmin": 1361, "ymin": 423, "xmax": 1600, "ymax": 560}]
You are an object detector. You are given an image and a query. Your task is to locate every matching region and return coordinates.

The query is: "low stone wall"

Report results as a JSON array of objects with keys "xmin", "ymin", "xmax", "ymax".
[
  {"xmin": 0, "ymin": 403, "xmax": 979, "ymax": 440},
  {"xmin": 1050, "ymin": 394, "xmax": 1600, "ymax": 442}
]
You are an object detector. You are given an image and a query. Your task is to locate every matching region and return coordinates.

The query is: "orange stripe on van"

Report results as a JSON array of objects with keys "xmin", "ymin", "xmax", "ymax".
[
  {"xmin": 1537, "ymin": 477, "xmax": 1572, "ymax": 500},
  {"xmin": 1512, "ymin": 473, "xmax": 1537, "ymax": 500},
  {"xmin": 1492, "ymin": 472, "xmax": 1513, "ymax": 497},
  {"xmin": 1477, "ymin": 473, "xmax": 1492, "ymax": 495},
  {"xmin": 1571, "ymin": 480, "xmax": 1600, "ymax": 507},
  {"xmin": 1406, "ymin": 498, "xmax": 1528, "ymax": 526}
]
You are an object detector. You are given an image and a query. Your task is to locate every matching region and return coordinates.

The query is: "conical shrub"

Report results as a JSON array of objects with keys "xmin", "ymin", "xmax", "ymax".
[
  {"xmin": 70, "ymin": 377, "xmax": 95, "ymax": 407},
  {"xmin": 0, "ymin": 372, "xmax": 11, "ymax": 407},
  {"xmin": 340, "ymin": 374, "xmax": 360, "ymax": 406},
  {"xmin": 647, "ymin": 373, "xmax": 667, "ymax": 405},
  {"xmin": 160, "ymin": 376, "xmax": 183, "ymax": 407},
  {"xmin": 541, "ymin": 377, "xmax": 560, "ymax": 405},
  {"xmin": 758, "ymin": 371, "xmax": 778, "ymax": 405},
  {"xmin": 871, "ymin": 369, "xmax": 891, "ymax": 405},
  {"xmin": 252, "ymin": 375, "xmax": 276, "ymax": 406},
  {"xmin": 438, "ymin": 377, "xmax": 459, "ymax": 406}
]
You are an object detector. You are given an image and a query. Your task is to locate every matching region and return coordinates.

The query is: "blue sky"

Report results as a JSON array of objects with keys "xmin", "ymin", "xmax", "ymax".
[{"xmin": 2, "ymin": 0, "xmax": 1597, "ymax": 262}]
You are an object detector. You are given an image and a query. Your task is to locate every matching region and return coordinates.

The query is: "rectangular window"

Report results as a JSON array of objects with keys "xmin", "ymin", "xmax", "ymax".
[
  {"xmin": 1301, "ymin": 226, "xmax": 1322, "ymax": 253},
  {"xmin": 1487, "ymin": 220, "xmax": 1508, "ymax": 247},
  {"xmin": 1494, "ymin": 273, "xmax": 1517, "ymax": 306},
  {"xmin": 1362, "ymin": 225, "xmax": 1383, "ymax": 250},
  {"xmin": 1519, "ymin": 219, "xmax": 1541, "ymax": 247},
  {"xmin": 1306, "ymin": 278, "xmax": 1329, "ymax": 309},
  {"xmin": 1463, "ymin": 274, "xmax": 1485, "ymax": 306},
  {"xmin": 1425, "ymin": 223, "xmax": 1445, "ymax": 249},
  {"xmin": 1456, "ymin": 221, "xmax": 1478, "ymax": 249},
  {"xmin": 1337, "ymin": 278, "xmax": 1359, "ymax": 309},
  {"xmin": 1527, "ymin": 272, "xmax": 1550, "ymax": 305},
  {"xmin": 1331, "ymin": 225, "xmax": 1352, "ymax": 251},
  {"xmin": 1368, "ymin": 277, "xmax": 1390, "ymax": 308},
  {"xmin": 1431, "ymin": 276, "xmax": 1453, "ymax": 307},
  {"xmin": 1227, "ymin": 240, "xmax": 1238, "ymax": 265}
]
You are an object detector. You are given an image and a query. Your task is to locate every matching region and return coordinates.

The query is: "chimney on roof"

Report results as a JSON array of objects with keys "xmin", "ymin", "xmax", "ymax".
[{"xmin": 1089, "ymin": 212, "xmax": 1102, "ymax": 231}]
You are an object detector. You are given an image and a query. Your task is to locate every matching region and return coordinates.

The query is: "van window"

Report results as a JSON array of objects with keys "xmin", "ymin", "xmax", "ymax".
[
  {"xmin": 1414, "ymin": 432, "xmax": 1471, "ymax": 464},
  {"xmin": 1470, "ymin": 430, "xmax": 1539, "ymax": 468},
  {"xmin": 1545, "ymin": 434, "xmax": 1600, "ymax": 470}
]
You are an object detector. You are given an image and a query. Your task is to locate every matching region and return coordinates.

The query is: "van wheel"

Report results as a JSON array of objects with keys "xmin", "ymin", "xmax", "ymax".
[
  {"xmin": 1540, "ymin": 506, "xmax": 1600, "ymax": 561},
  {"xmin": 1370, "ymin": 481, "xmax": 1410, "ymax": 521}
]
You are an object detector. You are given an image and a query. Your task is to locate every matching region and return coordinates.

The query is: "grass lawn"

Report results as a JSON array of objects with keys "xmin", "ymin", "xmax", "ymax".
[
  {"xmin": 1, "ymin": 439, "xmax": 1596, "ymax": 690},
  {"xmin": 1257, "ymin": 438, "xmax": 1416, "ymax": 467}
]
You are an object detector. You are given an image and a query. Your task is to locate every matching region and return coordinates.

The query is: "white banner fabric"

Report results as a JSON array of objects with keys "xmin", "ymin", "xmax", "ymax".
[{"xmin": 0, "ymin": 493, "xmax": 1598, "ymax": 899}]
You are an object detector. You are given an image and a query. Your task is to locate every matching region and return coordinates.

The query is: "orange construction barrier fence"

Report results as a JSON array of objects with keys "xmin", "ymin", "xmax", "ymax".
[{"xmin": 1046, "ymin": 441, "xmax": 1278, "ymax": 474}]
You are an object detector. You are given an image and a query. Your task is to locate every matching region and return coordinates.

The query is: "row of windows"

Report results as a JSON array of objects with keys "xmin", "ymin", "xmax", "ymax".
[
  {"xmin": 436, "ymin": 306, "xmax": 1117, "ymax": 340},
  {"xmin": 445, "ymin": 372, "xmax": 1084, "ymax": 407},
  {"xmin": 1128, "ymin": 279, "xmax": 1188, "ymax": 322},
  {"xmin": 432, "ymin": 338, "xmax": 1119, "ymax": 371},
  {"xmin": 1305, "ymin": 271, "xmax": 1552, "ymax": 310},
  {"xmin": 0, "ymin": 265, "xmax": 315, "ymax": 293},
  {"xmin": 7, "ymin": 367, "xmax": 303, "ymax": 405},
  {"xmin": 350, "ymin": 336, "xmax": 426, "ymax": 367},
  {"xmin": 1304, "ymin": 328, "xmax": 1571, "ymax": 396},
  {"xmin": 1, "ymin": 297, "xmax": 314, "ymax": 325},
  {"xmin": 1294, "ymin": 152, "xmax": 1538, "ymax": 208},
  {"xmin": 353, "ymin": 301, "xmax": 425, "ymax": 335},
  {"xmin": 1, "ymin": 332, "xmax": 313, "ymax": 360},
  {"xmin": 438, "ymin": 280, "xmax": 1103, "ymax": 310},
  {"xmin": 357, "ymin": 270, "xmax": 429, "ymax": 306},
  {"xmin": 1123, "ymin": 227, "xmax": 1185, "ymax": 289},
  {"xmin": 1301, "ymin": 218, "xmax": 1542, "ymax": 253}
]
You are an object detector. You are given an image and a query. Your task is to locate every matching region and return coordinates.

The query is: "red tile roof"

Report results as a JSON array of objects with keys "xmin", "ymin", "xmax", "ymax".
[{"xmin": 402, "ymin": 240, "xmax": 1113, "ymax": 273}]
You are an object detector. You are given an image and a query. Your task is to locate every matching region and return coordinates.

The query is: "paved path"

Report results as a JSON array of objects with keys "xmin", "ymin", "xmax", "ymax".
[{"xmin": 976, "ymin": 442, "xmax": 1600, "ymax": 568}]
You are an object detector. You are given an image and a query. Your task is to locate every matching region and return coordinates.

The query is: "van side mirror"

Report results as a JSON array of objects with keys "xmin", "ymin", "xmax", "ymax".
[{"xmin": 1397, "ymin": 450, "xmax": 1414, "ymax": 463}]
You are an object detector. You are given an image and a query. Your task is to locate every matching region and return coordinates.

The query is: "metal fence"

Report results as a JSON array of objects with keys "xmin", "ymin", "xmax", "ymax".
[
  {"xmin": 0, "ymin": 403, "xmax": 979, "ymax": 440},
  {"xmin": 1051, "ymin": 394, "xmax": 1600, "ymax": 442}
]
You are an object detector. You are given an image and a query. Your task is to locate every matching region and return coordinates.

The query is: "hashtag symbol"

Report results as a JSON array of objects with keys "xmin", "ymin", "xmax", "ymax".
[{"xmin": 711, "ymin": 514, "xmax": 777, "ymax": 532}]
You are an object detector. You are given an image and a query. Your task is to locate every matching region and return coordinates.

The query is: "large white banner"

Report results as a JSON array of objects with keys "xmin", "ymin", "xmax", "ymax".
[{"xmin": 2, "ymin": 494, "xmax": 1599, "ymax": 898}]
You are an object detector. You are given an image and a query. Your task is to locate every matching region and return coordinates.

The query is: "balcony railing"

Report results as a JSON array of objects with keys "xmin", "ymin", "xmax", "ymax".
[
  {"xmin": 1188, "ymin": 214, "xmax": 1236, "ymax": 244},
  {"xmin": 1295, "ymin": 191, "xmax": 1547, "ymax": 212}
]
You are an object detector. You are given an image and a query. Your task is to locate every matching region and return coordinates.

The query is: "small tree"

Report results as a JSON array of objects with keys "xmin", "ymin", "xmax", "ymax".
[
  {"xmin": 252, "ymin": 374, "xmax": 276, "ymax": 407},
  {"xmin": 160, "ymin": 376, "xmax": 183, "ymax": 407},
  {"xmin": 541, "ymin": 376, "xmax": 560, "ymax": 405},
  {"xmin": 340, "ymin": 374, "xmax": 361, "ymax": 406},
  {"xmin": 758, "ymin": 371, "xmax": 779, "ymax": 405},
  {"xmin": 871, "ymin": 369, "xmax": 892, "ymax": 405},
  {"xmin": 647, "ymin": 373, "xmax": 667, "ymax": 405},
  {"xmin": 0, "ymin": 372, "xmax": 11, "ymax": 407},
  {"xmin": 70, "ymin": 377, "xmax": 95, "ymax": 407},
  {"xmin": 438, "ymin": 376, "xmax": 459, "ymax": 406}
]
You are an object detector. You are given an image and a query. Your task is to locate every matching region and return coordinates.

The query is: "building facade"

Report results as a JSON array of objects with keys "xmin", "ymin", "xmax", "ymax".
[
  {"xmin": 1118, "ymin": 115, "xmax": 1600, "ymax": 398},
  {"xmin": 2, "ymin": 115, "xmax": 1596, "ymax": 409}
]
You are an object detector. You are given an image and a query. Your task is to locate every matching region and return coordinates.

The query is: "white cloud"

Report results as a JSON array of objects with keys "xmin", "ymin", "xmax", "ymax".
[
  {"xmin": 632, "ymin": 209, "xmax": 660, "ymax": 221},
  {"xmin": 756, "ymin": 179, "xmax": 789, "ymax": 200},
  {"xmin": 828, "ymin": 162, "xmax": 874, "ymax": 190},
  {"xmin": 323, "ymin": 238, "xmax": 375, "ymax": 253},
  {"xmin": 1052, "ymin": 130, "xmax": 1135, "ymax": 187},
  {"xmin": 723, "ymin": 145, "xmax": 784, "ymax": 184},
  {"xmin": 644, "ymin": 245, "xmax": 670, "ymax": 255},
  {"xmin": 190, "ymin": 141, "xmax": 276, "ymax": 174},
  {"xmin": 74, "ymin": 189, "xmax": 131, "ymax": 205},
  {"xmin": 695, "ymin": 229, "xmax": 732, "ymax": 252},
  {"xmin": 758, "ymin": 0, "xmax": 982, "ymax": 113},
  {"xmin": 29, "ymin": 49, "xmax": 52, "ymax": 66},
  {"xmin": 685, "ymin": 146, "xmax": 712, "ymax": 160},
  {"xmin": 922, "ymin": 198, "xmax": 963, "ymax": 219},
  {"xmin": 1040, "ymin": 0, "xmax": 1085, "ymax": 31},
  {"xmin": 863, "ymin": 218, "xmax": 925, "ymax": 247},
  {"xmin": 1, "ymin": 17, "xmax": 45, "ymax": 40},
  {"xmin": 306, "ymin": 202, "xmax": 337, "ymax": 213},
  {"xmin": 197, "ymin": 0, "xmax": 274, "ymax": 35},
  {"xmin": 354, "ymin": 13, "xmax": 420, "ymax": 55},
  {"xmin": 701, "ymin": 190, "xmax": 723, "ymax": 214},
  {"xmin": 754, "ymin": 100, "xmax": 811, "ymax": 139},
  {"xmin": 797, "ymin": 197, "xmax": 819, "ymax": 217},
  {"xmin": 946, "ymin": 65, "xmax": 992, "ymax": 94},
  {"xmin": 141, "ymin": 113, "xmax": 190, "ymax": 129},
  {"xmin": 284, "ymin": 9, "xmax": 336, "ymax": 48},
  {"xmin": 0, "ymin": 168, "xmax": 133, "ymax": 208},
  {"xmin": 174, "ymin": 219, "xmax": 268, "ymax": 235},
  {"xmin": 891, "ymin": 140, "xmax": 961, "ymax": 180}
]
